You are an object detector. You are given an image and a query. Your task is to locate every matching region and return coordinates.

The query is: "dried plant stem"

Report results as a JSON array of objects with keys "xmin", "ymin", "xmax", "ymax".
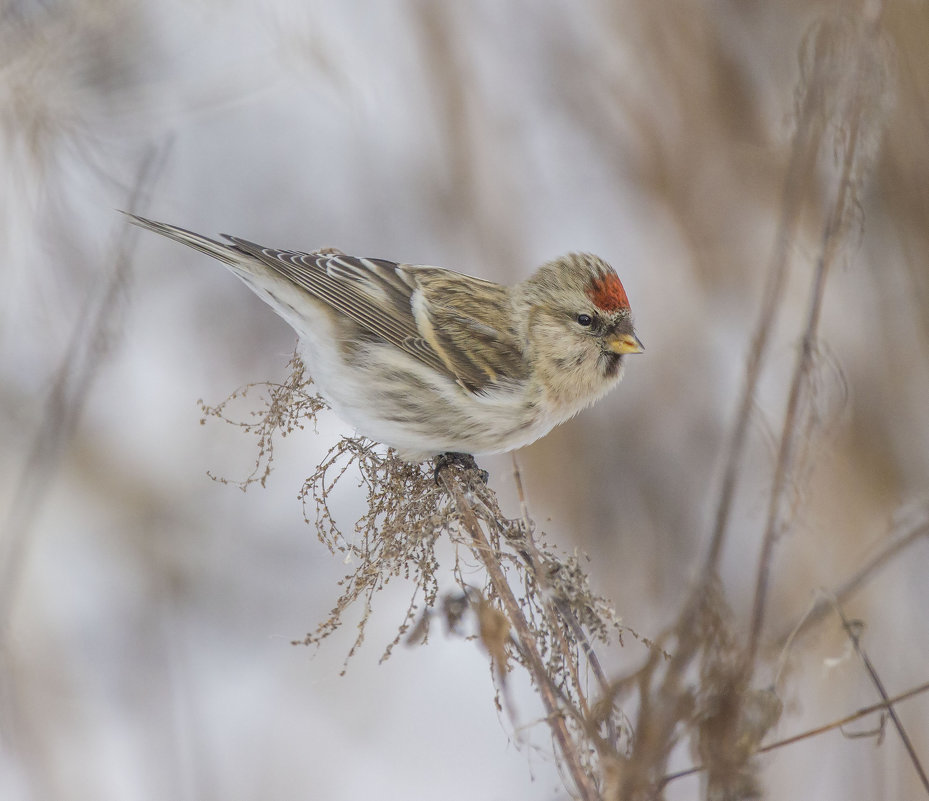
[
  {"xmin": 774, "ymin": 507, "xmax": 929, "ymax": 650},
  {"xmin": 702, "ymin": 71, "xmax": 820, "ymax": 577},
  {"xmin": 510, "ymin": 456, "xmax": 617, "ymax": 746},
  {"xmin": 0, "ymin": 145, "xmax": 168, "ymax": 621},
  {"xmin": 747, "ymin": 214, "xmax": 842, "ymax": 662},
  {"xmin": 748, "ymin": 10, "xmax": 883, "ymax": 664},
  {"xmin": 759, "ymin": 681, "xmax": 929, "ymax": 755},
  {"xmin": 833, "ymin": 601, "xmax": 929, "ymax": 793},
  {"xmin": 438, "ymin": 470, "xmax": 599, "ymax": 801},
  {"xmin": 662, "ymin": 679, "xmax": 929, "ymax": 788}
]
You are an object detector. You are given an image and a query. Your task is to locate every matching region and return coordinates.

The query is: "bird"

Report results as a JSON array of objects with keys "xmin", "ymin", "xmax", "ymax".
[{"xmin": 126, "ymin": 213, "xmax": 643, "ymax": 464}]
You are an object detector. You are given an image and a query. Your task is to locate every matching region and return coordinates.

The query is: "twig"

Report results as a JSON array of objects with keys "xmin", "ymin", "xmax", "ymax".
[
  {"xmin": 832, "ymin": 600, "xmax": 929, "ymax": 794},
  {"xmin": 773, "ymin": 507, "xmax": 929, "ymax": 653},
  {"xmin": 439, "ymin": 469, "xmax": 600, "ymax": 801},
  {"xmin": 748, "ymin": 9, "xmax": 885, "ymax": 664},
  {"xmin": 0, "ymin": 144, "xmax": 170, "ymax": 621},
  {"xmin": 701, "ymin": 52, "xmax": 821, "ymax": 578},
  {"xmin": 510, "ymin": 455, "xmax": 617, "ymax": 745},
  {"xmin": 661, "ymin": 679, "xmax": 929, "ymax": 788}
]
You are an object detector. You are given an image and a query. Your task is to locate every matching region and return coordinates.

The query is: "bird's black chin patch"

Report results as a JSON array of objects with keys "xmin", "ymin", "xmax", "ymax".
[{"xmin": 600, "ymin": 351, "xmax": 623, "ymax": 378}]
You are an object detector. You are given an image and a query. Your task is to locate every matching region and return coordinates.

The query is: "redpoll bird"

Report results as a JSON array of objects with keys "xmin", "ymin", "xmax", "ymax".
[{"xmin": 127, "ymin": 214, "xmax": 643, "ymax": 462}]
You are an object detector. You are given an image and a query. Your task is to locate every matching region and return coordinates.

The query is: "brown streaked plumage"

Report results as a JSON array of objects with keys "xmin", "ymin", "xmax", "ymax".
[{"xmin": 125, "ymin": 213, "xmax": 643, "ymax": 461}]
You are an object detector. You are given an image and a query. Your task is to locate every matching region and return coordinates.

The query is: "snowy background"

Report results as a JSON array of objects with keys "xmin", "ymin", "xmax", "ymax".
[{"xmin": 2, "ymin": 1, "xmax": 928, "ymax": 799}]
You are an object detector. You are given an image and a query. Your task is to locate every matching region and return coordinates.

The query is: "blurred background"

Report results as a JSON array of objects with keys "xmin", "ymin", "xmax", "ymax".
[{"xmin": 2, "ymin": 1, "xmax": 928, "ymax": 798}]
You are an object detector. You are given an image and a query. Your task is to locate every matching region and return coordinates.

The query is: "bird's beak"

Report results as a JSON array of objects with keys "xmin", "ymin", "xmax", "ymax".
[{"xmin": 606, "ymin": 332, "xmax": 645, "ymax": 355}]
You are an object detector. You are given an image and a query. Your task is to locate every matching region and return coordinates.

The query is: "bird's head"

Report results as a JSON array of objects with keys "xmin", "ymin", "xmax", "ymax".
[{"xmin": 516, "ymin": 253, "xmax": 643, "ymax": 407}]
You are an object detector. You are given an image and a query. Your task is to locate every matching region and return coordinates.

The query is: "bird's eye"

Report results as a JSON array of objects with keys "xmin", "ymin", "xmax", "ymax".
[{"xmin": 576, "ymin": 314, "xmax": 593, "ymax": 327}]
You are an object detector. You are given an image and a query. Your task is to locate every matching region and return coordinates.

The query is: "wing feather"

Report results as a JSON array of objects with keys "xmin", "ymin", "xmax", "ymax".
[
  {"xmin": 224, "ymin": 238, "xmax": 463, "ymax": 384},
  {"xmin": 126, "ymin": 214, "xmax": 528, "ymax": 394},
  {"xmin": 412, "ymin": 270, "xmax": 528, "ymax": 391}
]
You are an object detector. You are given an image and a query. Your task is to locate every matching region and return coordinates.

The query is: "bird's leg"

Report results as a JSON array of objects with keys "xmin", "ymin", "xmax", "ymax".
[{"xmin": 433, "ymin": 452, "xmax": 489, "ymax": 485}]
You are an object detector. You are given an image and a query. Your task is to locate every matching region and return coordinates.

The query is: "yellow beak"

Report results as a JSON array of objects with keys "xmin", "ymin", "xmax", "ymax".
[{"xmin": 606, "ymin": 332, "xmax": 645, "ymax": 355}]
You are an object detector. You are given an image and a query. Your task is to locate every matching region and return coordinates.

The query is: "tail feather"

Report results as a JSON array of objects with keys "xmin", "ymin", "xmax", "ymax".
[{"xmin": 122, "ymin": 212, "xmax": 239, "ymax": 266}]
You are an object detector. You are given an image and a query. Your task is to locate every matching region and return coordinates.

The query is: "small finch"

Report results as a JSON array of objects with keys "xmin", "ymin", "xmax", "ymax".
[{"xmin": 127, "ymin": 214, "xmax": 643, "ymax": 462}]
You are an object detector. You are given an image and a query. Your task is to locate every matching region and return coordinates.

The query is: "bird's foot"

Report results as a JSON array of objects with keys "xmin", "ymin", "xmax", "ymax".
[{"xmin": 433, "ymin": 452, "xmax": 489, "ymax": 485}]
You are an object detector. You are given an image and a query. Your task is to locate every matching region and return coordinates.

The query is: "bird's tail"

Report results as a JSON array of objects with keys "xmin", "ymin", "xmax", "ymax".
[{"xmin": 122, "ymin": 212, "xmax": 239, "ymax": 266}]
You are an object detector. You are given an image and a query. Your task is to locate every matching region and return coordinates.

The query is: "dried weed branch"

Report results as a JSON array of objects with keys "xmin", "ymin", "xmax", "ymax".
[
  {"xmin": 598, "ymin": 8, "xmax": 909, "ymax": 801},
  {"xmin": 773, "ymin": 499, "xmax": 929, "ymax": 653},
  {"xmin": 748, "ymin": 7, "xmax": 893, "ymax": 664},
  {"xmin": 193, "ymin": 10, "xmax": 923, "ymax": 800},
  {"xmin": 297, "ymin": 439, "xmax": 447, "ymax": 668},
  {"xmin": 0, "ymin": 146, "xmax": 168, "ymax": 620},
  {"xmin": 662, "ymin": 680, "xmax": 929, "ymax": 788},
  {"xmin": 202, "ymin": 352, "xmax": 632, "ymax": 797},
  {"xmin": 206, "ymin": 336, "xmax": 925, "ymax": 800},
  {"xmin": 198, "ymin": 350, "xmax": 327, "ymax": 490},
  {"xmin": 832, "ymin": 601, "xmax": 929, "ymax": 792}
]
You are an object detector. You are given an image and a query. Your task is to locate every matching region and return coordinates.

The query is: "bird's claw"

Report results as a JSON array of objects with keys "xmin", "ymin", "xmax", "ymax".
[{"xmin": 433, "ymin": 452, "xmax": 489, "ymax": 485}]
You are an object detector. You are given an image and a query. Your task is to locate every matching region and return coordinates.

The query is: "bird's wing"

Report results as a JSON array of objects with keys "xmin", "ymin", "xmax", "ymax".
[
  {"xmin": 123, "ymin": 215, "xmax": 526, "ymax": 393},
  {"xmin": 410, "ymin": 268, "xmax": 529, "ymax": 391},
  {"xmin": 224, "ymin": 238, "xmax": 527, "ymax": 393}
]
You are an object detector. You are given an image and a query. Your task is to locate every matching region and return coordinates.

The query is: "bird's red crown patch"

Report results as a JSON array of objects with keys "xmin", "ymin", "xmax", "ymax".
[{"xmin": 587, "ymin": 272, "xmax": 630, "ymax": 312}]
